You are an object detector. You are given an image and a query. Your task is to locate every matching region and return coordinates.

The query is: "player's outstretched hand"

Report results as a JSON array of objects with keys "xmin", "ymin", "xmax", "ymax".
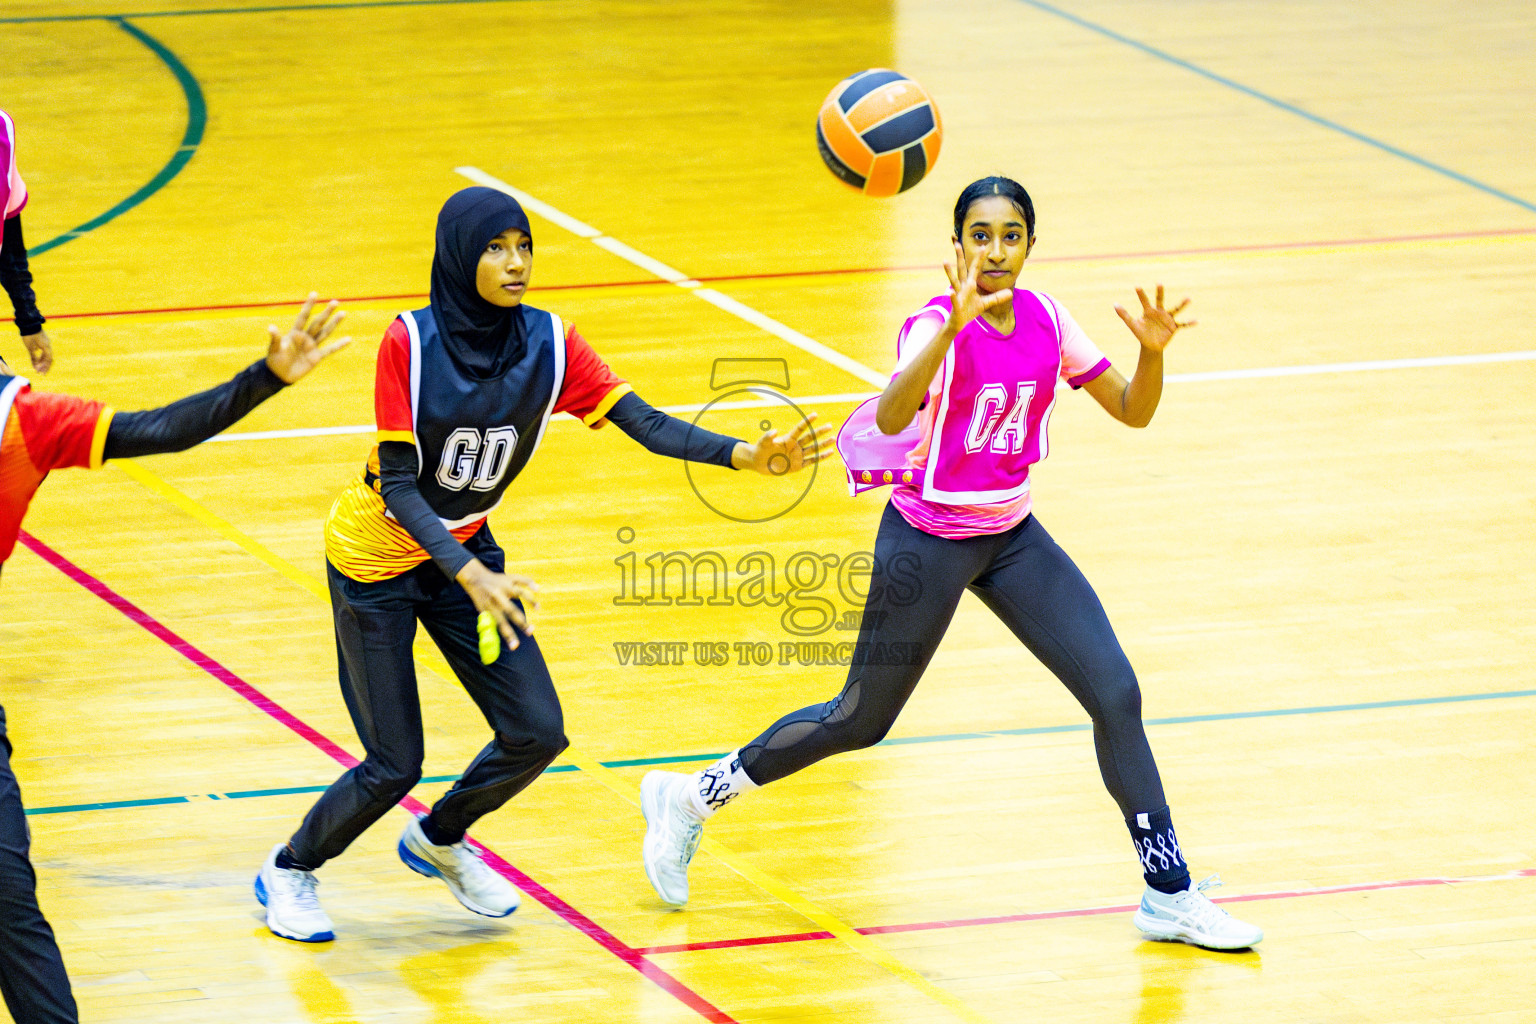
[
  {"xmin": 1114, "ymin": 285, "xmax": 1195, "ymax": 353},
  {"xmin": 942, "ymin": 239, "xmax": 1013, "ymax": 333},
  {"xmin": 266, "ymin": 292, "xmax": 351, "ymax": 384},
  {"xmin": 22, "ymin": 330, "xmax": 53, "ymax": 374},
  {"xmin": 455, "ymin": 559, "xmax": 539, "ymax": 650},
  {"xmin": 733, "ymin": 412, "xmax": 835, "ymax": 476}
]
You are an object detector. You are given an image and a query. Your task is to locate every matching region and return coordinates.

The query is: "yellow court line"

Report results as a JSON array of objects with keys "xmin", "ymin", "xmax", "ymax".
[
  {"xmin": 114, "ymin": 456, "xmax": 996, "ymax": 1024},
  {"xmin": 114, "ymin": 459, "xmax": 483, "ymax": 689},
  {"xmin": 115, "ymin": 458, "xmax": 330, "ymax": 601}
]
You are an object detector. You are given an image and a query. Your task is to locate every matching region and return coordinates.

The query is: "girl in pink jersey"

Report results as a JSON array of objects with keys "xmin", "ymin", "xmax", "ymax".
[{"xmin": 641, "ymin": 176, "xmax": 1263, "ymax": 951}]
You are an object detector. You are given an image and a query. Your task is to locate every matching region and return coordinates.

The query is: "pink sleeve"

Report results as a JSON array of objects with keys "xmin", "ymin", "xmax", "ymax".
[
  {"xmin": 1, "ymin": 110, "xmax": 24, "ymax": 223},
  {"xmin": 1, "ymin": 112, "xmax": 14, "ymax": 226},
  {"xmin": 893, "ymin": 310, "xmax": 946, "ymax": 398},
  {"xmin": 1048, "ymin": 296, "xmax": 1110, "ymax": 389}
]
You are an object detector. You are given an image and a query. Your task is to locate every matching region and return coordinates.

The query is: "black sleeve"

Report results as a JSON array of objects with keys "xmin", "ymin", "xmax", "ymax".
[
  {"xmin": 604, "ymin": 390, "xmax": 740, "ymax": 468},
  {"xmin": 0, "ymin": 215, "xmax": 45, "ymax": 336},
  {"xmin": 377, "ymin": 441, "xmax": 476, "ymax": 580},
  {"xmin": 103, "ymin": 359, "xmax": 287, "ymax": 460}
]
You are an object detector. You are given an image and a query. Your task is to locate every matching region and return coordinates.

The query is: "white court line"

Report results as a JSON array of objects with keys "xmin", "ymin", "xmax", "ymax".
[
  {"xmin": 651, "ymin": 389, "xmax": 877, "ymax": 415},
  {"xmin": 206, "ymin": 424, "xmax": 375, "ymax": 442},
  {"xmin": 205, "ymin": 349, "xmax": 1536, "ymax": 443},
  {"xmin": 451, "ymin": 171, "xmax": 602, "ymax": 239},
  {"xmin": 455, "ymin": 166, "xmax": 891, "ymax": 389},
  {"xmin": 216, "ymin": 351, "xmax": 1536, "ymax": 442},
  {"xmin": 1166, "ymin": 350, "xmax": 1536, "ymax": 382},
  {"xmin": 203, "ymin": 392, "xmax": 880, "ymax": 442}
]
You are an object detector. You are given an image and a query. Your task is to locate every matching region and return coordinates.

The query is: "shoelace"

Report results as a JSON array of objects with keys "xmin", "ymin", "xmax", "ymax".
[
  {"xmin": 287, "ymin": 871, "xmax": 323, "ymax": 912},
  {"xmin": 1173, "ymin": 874, "xmax": 1230, "ymax": 927},
  {"xmin": 449, "ymin": 843, "xmax": 497, "ymax": 884}
]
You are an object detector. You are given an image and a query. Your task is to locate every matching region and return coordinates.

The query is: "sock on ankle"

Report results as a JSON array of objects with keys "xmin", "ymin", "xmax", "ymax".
[
  {"xmin": 686, "ymin": 750, "xmax": 759, "ymax": 820},
  {"xmin": 1126, "ymin": 805, "xmax": 1191, "ymax": 894},
  {"xmin": 275, "ymin": 845, "xmax": 315, "ymax": 873},
  {"xmin": 419, "ymin": 815, "xmax": 464, "ymax": 847}
]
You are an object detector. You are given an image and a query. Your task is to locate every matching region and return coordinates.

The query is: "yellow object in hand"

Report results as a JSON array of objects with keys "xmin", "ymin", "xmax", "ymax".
[{"xmin": 477, "ymin": 611, "xmax": 501, "ymax": 665}]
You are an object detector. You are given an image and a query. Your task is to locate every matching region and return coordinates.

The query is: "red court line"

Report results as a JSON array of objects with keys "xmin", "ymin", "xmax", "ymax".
[
  {"xmin": 633, "ymin": 868, "xmax": 1536, "ymax": 956},
  {"xmin": 17, "ymin": 530, "xmax": 738, "ymax": 1024},
  {"xmin": 12, "ymin": 226, "xmax": 1535, "ymax": 324},
  {"xmin": 20, "ymin": 528, "xmax": 1536, "ymax": 997}
]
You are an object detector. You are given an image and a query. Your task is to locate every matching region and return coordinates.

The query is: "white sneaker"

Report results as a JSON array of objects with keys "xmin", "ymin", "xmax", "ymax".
[
  {"xmin": 641, "ymin": 771, "xmax": 703, "ymax": 907},
  {"xmin": 255, "ymin": 843, "xmax": 335, "ymax": 942},
  {"xmin": 1133, "ymin": 874, "xmax": 1263, "ymax": 950},
  {"xmin": 398, "ymin": 818, "xmax": 520, "ymax": 918}
]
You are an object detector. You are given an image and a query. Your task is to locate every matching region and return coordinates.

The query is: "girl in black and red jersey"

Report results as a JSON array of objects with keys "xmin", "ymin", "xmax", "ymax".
[{"xmin": 255, "ymin": 187, "xmax": 832, "ymax": 943}]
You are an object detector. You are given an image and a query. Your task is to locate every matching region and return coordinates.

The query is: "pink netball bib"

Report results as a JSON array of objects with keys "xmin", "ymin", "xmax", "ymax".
[
  {"xmin": 918, "ymin": 291, "xmax": 1061, "ymax": 504},
  {"xmin": 838, "ymin": 289, "xmax": 1109, "ymax": 537},
  {"xmin": 837, "ymin": 396, "xmax": 922, "ymax": 495}
]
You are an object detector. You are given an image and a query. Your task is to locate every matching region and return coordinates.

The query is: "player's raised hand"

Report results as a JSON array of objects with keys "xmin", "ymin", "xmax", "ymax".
[
  {"xmin": 1114, "ymin": 285, "xmax": 1195, "ymax": 353},
  {"xmin": 733, "ymin": 412, "xmax": 835, "ymax": 476},
  {"xmin": 942, "ymin": 239, "xmax": 1013, "ymax": 332},
  {"xmin": 266, "ymin": 292, "xmax": 351, "ymax": 383}
]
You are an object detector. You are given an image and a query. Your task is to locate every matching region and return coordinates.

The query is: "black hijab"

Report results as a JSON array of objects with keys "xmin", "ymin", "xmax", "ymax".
[{"xmin": 429, "ymin": 187, "xmax": 533, "ymax": 379}]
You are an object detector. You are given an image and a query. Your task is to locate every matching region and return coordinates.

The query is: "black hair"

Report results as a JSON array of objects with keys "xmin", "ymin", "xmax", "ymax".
[{"xmin": 952, "ymin": 176, "xmax": 1035, "ymax": 240}]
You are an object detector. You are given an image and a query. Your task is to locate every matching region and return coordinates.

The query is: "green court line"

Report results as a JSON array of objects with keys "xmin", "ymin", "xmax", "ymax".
[
  {"xmin": 26, "ymin": 795, "xmax": 193, "ymax": 814},
  {"xmin": 24, "ymin": 687, "xmax": 1536, "ymax": 817},
  {"xmin": 2, "ymin": 0, "xmax": 535, "ymax": 25},
  {"xmin": 602, "ymin": 752, "xmax": 728, "ymax": 769},
  {"xmin": 27, "ymin": 18, "xmax": 205, "ymax": 256}
]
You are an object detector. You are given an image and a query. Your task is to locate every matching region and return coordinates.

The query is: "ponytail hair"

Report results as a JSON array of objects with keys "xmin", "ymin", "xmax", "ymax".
[{"xmin": 953, "ymin": 176, "xmax": 1035, "ymax": 240}]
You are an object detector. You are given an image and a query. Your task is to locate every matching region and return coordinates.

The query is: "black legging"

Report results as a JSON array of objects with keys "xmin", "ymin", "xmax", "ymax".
[
  {"xmin": 740, "ymin": 502, "xmax": 1167, "ymax": 818},
  {"xmin": 0, "ymin": 728, "xmax": 78, "ymax": 1024},
  {"xmin": 287, "ymin": 526, "xmax": 568, "ymax": 868}
]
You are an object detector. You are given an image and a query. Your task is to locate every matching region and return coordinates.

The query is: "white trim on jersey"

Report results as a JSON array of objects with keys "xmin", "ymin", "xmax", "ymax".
[
  {"xmin": 394, "ymin": 309, "xmax": 493, "ymax": 532},
  {"xmin": 2, "ymin": 110, "xmax": 27, "ymax": 223},
  {"xmin": 0, "ymin": 376, "xmax": 31, "ymax": 432},
  {"xmin": 1035, "ymin": 290, "xmax": 1066, "ymax": 463},
  {"xmin": 917, "ymin": 292, "xmax": 1059, "ymax": 506},
  {"xmin": 522, "ymin": 311, "xmax": 566, "ymax": 471},
  {"xmin": 386, "ymin": 309, "xmax": 566, "ymax": 532},
  {"xmin": 436, "ymin": 507, "xmax": 495, "ymax": 530},
  {"xmin": 401, "ymin": 310, "xmax": 424, "ymax": 454}
]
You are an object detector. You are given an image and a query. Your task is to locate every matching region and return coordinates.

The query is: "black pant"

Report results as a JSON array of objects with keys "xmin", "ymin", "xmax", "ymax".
[
  {"xmin": 740, "ymin": 504, "xmax": 1168, "ymax": 817},
  {"xmin": 0, "ymin": 723, "xmax": 78, "ymax": 1024},
  {"xmin": 288, "ymin": 529, "xmax": 568, "ymax": 868}
]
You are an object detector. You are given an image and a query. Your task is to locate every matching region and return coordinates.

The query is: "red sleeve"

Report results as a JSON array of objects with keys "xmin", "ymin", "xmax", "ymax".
[
  {"xmin": 553, "ymin": 325, "xmax": 631, "ymax": 428},
  {"xmin": 13, "ymin": 388, "xmax": 113, "ymax": 471},
  {"xmin": 375, "ymin": 318, "xmax": 415, "ymax": 442}
]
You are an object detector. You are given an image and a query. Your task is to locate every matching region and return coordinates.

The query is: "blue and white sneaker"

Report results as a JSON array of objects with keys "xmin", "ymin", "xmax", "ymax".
[
  {"xmin": 255, "ymin": 843, "xmax": 334, "ymax": 942},
  {"xmin": 1133, "ymin": 874, "xmax": 1263, "ymax": 950},
  {"xmin": 640, "ymin": 771, "xmax": 703, "ymax": 907},
  {"xmin": 398, "ymin": 818, "xmax": 519, "ymax": 918}
]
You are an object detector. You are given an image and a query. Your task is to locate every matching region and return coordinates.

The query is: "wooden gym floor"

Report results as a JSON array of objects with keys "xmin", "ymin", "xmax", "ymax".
[{"xmin": 3, "ymin": 0, "xmax": 1534, "ymax": 1021}]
